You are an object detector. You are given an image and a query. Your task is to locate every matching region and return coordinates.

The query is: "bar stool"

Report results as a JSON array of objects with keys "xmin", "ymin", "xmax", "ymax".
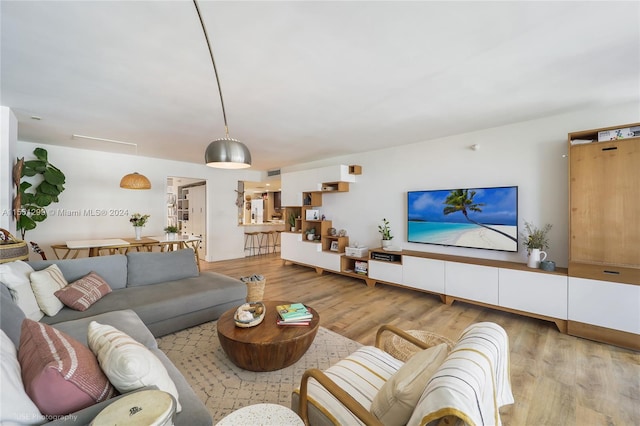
[
  {"xmin": 260, "ymin": 231, "xmax": 276, "ymax": 254},
  {"xmin": 273, "ymin": 230, "xmax": 282, "ymax": 253},
  {"xmin": 244, "ymin": 232, "xmax": 261, "ymax": 257}
]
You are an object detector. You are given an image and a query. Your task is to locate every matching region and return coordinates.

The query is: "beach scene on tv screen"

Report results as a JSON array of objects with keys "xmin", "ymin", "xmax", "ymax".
[{"xmin": 408, "ymin": 186, "xmax": 518, "ymax": 252}]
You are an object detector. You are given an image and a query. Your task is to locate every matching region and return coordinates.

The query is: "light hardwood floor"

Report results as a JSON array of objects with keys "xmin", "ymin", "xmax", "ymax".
[{"xmin": 201, "ymin": 253, "xmax": 639, "ymax": 426}]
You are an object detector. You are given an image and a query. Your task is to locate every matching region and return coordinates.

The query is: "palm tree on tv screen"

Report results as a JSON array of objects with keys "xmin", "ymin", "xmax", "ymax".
[{"xmin": 443, "ymin": 189, "xmax": 517, "ymax": 242}]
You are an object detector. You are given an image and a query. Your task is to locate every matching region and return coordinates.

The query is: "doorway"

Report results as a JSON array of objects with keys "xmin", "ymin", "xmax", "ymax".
[{"xmin": 167, "ymin": 176, "xmax": 207, "ymax": 260}]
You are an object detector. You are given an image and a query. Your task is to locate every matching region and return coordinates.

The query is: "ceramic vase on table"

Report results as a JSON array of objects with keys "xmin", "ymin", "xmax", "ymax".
[
  {"xmin": 381, "ymin": 239, "xmax": 392, "ymax": 249},
  {"xmin": 527, "ymin": 248, "xmax": 547, "ymax": 268},
  {"xmin": 134, "ymin": 226, "xmax": 142, "ymax": 240}
]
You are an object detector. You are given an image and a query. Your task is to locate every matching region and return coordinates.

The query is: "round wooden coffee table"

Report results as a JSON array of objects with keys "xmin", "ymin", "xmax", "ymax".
[{"xmin": 217, "ymin": 300, "xmax": 320, "ymax": 371}]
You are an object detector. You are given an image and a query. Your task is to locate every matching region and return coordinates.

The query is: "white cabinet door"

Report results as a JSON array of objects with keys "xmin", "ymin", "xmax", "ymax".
[
  {"xmin": 445, "ymin": 262, "xmax": 499, "ymax": 305},
  {"xmin": 280, "ymin": 232, "xmax": 301, "ymax": 261},
  {"xmin": 499, "ymin": 269, "xmax": 567, "ymax": 319},
  {"xmin": 369, "ymin": 261, "xmax": 403, "ymax": 284},
  {"xmin": 569, "ymin": 277, "xmax": 640, "ymax": 334},
  {"xmin": 315, "ymin": 251, "xmax": 341, "ymax": 272},
  {"xmin": 402, "ymin": 256, "xmax": 445, "ymax": 293}
]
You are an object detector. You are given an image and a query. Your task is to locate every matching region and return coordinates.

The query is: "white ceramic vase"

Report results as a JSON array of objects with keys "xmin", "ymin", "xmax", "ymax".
[
  {"xmin": 527, "ymin": 248, "xmax": 547, "ymax": 268},
  {"xmin": 381, "ymin": 239, "xmax": 392, "ymax": 249},
  {"xmin": 134, "ymin": 226, "xmax": 142, "ymax": 240}
]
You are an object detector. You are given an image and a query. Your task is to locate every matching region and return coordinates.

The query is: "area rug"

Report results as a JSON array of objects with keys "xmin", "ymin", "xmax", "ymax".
[{"xmin": 157, "ymin": 321, "xmax": 362, "ymax": 422}]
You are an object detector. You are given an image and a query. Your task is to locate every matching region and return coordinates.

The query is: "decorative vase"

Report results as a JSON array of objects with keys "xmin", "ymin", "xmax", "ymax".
[
  {"xmin": 381, "ymin": 239, "xmax": 392, "ymax": 249},
  {"xmin": 134, "ymin": 226, "xmax": 142, "ymax": 240},
  {"xmin": 167, "ymin": 232, "xmax": 176, "ymax": 240},
  {"xmin": 527, "ymin": 248, "xmax": 547, "ymax": 268},
  {"xmin": 291, "ymin": 226, "xmax": 296, "ymax": 232},
  {"xmin": 307, "ymin": 233, "xmax": 315, "ymax": 241}
]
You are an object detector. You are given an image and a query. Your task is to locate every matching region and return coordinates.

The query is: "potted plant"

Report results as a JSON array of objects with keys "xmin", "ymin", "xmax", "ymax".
[
  {"xmin": 130, "ymin": 213, "xmax": 150, "ymax": 240},
  {"xmin": 288, "ymin": 212, "xmax": 296, "ymax": 232},
  {"xmin": 164, "ymin": 225, "xmax": 179, "ymax": 240},
  {"xmin": 521, "ymin": 221, "xmax": 552, "ymax": 268},
  {"xmin": 305, "ymin": 227, "xmax": 316, "ymax": 241},
  {"xmin": 378, "ymin": 218, "xmax": 393, "ymax": 248}
]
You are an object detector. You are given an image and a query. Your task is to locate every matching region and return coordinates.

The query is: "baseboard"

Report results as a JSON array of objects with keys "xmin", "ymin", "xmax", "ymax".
[{"xmin": 567, "ymin": 321, "xmax": 640, "ymax": 351}]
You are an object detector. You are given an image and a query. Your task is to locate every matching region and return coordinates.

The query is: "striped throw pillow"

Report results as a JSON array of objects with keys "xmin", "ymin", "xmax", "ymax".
[
  {"xmin": 55, "ymin": 272, "xmax": 112, "ymax": 311},
  {"xmin": 18, "ymin": 319, "xmax": 116, "ymax": 416},
  {"xmin": 29, "ymin": 264, "xmax": 68, "ymax": 316}
]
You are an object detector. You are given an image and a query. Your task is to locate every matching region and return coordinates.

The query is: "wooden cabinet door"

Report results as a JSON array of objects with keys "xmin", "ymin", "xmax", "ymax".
[{"xmin": 569, "ymin": 137, "xmax": 640, "ymax": 283}]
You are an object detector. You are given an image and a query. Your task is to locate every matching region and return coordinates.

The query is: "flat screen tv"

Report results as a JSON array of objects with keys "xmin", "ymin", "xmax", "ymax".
[{"xmin": 407, "ymin": 186, "xmax": 518, "ymax": 252}]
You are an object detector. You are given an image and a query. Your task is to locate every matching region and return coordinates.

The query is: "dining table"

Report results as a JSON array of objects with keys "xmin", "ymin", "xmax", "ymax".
[{"xmin": 54, "ymin": 235, "xmax": 202, "ymax": 269}]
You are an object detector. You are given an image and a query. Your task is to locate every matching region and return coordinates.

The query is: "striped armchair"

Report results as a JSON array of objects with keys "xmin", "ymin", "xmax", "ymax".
[{"xmin": 292, "ymin": 323, "xmax": 513, "ymax": 426}]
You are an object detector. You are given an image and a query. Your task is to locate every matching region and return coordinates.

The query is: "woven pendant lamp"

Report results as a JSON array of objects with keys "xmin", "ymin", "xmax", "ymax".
[{"xmin": 120, "ymin": 172, "xmax": 151, "ymax": 190}]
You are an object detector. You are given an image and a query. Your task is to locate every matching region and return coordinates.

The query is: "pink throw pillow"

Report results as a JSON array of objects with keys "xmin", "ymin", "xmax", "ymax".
[
  {"xmin": 54, "ymin": 272, "xmax": 112, "ymax": 311},
  {"xmin": 18, "ymin": 319, "xmax": 116, "ymax": 416}
]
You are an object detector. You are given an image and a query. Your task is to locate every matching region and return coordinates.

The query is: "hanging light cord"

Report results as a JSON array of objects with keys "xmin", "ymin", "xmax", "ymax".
[{"xmin": 193, "ymin": 0, "xmax": 230, "ymax": 138}]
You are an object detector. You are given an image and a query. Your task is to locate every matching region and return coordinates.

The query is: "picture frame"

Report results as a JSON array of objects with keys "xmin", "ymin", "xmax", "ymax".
[
  {"xmin": 330, "ymin": 240, "xmax": 339, "ymax": 251},
  {"xmin": 305, "ymin": 209, "xmax": 320, "ymax": 220}
]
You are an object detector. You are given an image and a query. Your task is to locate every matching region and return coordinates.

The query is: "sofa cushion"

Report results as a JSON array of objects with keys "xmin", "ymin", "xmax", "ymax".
[
  {"xmin": 18, "ymin": 319, "xmax": 116, "ymax": 416},
  {"xmin": 29, "ymin": 255, "xmax": 128, "ymax": 290},
  {"xmin": 370, "ymin": 343, "xmax": 448, "ymax": 426},
  {"xmin": 126, "ymin": 249, "xmax": 198, "ymax": 287},
  {"xmin": 41, "ymin": 272, "xmax": 246, "ymax": 330},
  {"xmin": 293, "ymin": 346, "xmax": 402, "ymax": 425},
  {"xmin": 87, "ymin": 321, "xmax": 182, "ymax": 412},
  {"xmin": 29, "ymin": 264, "xmax": 68, "ymax": 316},
  {"xmin": 0, "ymin": 260, "xmax": 44, "ymax": 320},
  {"xmin": 1, "ymin": 330, "xmax": 45, "ymax": 425},
  {"xmin": 55, "ymin": 271, "xmax": 112, "ymax": 311},
  {"xmin": 51, "ymin": 309, "xmax": 157, "ymax": 349},
  {"xmin": 0, "ymin": 285, "xmax": 26, "ymax": 347}
]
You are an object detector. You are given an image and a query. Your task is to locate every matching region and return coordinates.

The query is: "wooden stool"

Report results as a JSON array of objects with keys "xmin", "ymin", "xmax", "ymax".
[
  {"xmin": 274, "ymin": 230, "xmax": 282, "ymax": 253},
  {"xmin": 261, "ymin": 231, "xmax": 276, "ymax": 254},
  {"xmin": 244, "ymin": 232, "xmax": 261, "ymax": 256}
]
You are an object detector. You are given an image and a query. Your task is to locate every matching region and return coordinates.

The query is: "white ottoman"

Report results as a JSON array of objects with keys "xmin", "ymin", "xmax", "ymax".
[{"xmin": 216, "ymin": 403, "xmax": 304, "ymax": 426}]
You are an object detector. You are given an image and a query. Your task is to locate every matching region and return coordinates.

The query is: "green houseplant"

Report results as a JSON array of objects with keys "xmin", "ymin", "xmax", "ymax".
[
  {"xmin": 521, "ymin": 221, "xmax": 552, "ymax": 252},
  {"xmin": 16, "ymin": 147, "xmax": 66, "ymax": 239},
  {"xmin": 164, "ymin": 225, "xmax": 179, "ymax": 233},
  {"xmin": 378, "ymin": 218, "xmax": 393, "ymax": 248},
  {"xmin": 288, "ymin": 211, "xmax": 297, "ymax": 232},
  {"xmin": 521, "ymin": 221, "xmax": 552, "ymax": 268}
]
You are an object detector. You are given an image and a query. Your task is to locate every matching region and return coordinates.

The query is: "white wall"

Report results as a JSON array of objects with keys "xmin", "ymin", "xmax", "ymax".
[
  {"xmin": 0, "ymin": 107, "xmax": 18, "ymax": 233},
  {"xmin": 281, "ymin": 101, "xmax": 639, "ymax": 268},
  {"xmin": 13, "ymin": 141, "xmax": 262, "ymax": 261}
]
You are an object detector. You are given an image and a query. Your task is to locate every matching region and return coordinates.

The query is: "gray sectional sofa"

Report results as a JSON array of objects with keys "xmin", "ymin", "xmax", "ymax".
[{"xmin": 0, "ymin": 248, "xmax": 247, "ymax": 425}]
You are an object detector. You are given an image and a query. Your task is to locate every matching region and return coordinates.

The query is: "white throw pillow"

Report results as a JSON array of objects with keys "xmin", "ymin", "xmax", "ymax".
[
  {"xmin": 0, "ymin": 330, "xmax": 45, "ymax": 425},
  {"xmin": 29, "ymin": 264, "xmax": 68, "ymax": 316},
  {"xmin": 370, "ymin": 343, "xmax": 449, "ymax": 426},
  {"xmin": 87, "ymin": 321, "xmax": 182, "ymax": 412},
  {"xmin": 0, "ymin": 260, "xmax": 44, "ymax": 320}
]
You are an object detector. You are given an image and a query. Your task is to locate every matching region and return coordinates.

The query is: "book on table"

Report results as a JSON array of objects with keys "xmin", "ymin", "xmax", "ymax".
[
  {"xmin": 276, "ymin": 303, "xmax": 313, "ymax": 322},
  {"xmin": 276, "ymin": 319, "xmax": 311, "ymax": 326}
]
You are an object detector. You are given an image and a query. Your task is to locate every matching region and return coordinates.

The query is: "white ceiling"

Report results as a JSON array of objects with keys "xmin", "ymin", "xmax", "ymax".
[{"xmin": 2, "ymin": 1, "xmax": 638, "ymax": 171}]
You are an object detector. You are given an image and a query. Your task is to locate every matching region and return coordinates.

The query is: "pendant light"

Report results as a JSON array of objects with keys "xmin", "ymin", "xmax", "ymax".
[
  {"xmin": 120, "ymin": 172, "xmax": 152, "ymax": 190},
  {"xmin": 194, "ymin": 0, "xmax": 252, "ymax": 169}
]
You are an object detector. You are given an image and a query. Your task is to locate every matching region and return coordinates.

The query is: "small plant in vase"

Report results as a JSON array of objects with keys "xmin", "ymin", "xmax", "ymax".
[
  {"xmin": 521, "ymin": 221, "xmax": 552, "ymax": 268},
  {"xmin": 305, "ymin": 228, "xmax": 316, "ymax": 241},
  {"xmin": 378, "ymin": 218, "xmax": 393, "ymax": 248},
  {"xmin": 130, "ymin": 213, "xmax": 150, "ymax": 240},
  {"xmin": 164, "ymin": 225, "xmax": 179, "ymax": 240},
  {"xmin": 288, "ymin": 212, "xmax": 297, "ymax": 232}
]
